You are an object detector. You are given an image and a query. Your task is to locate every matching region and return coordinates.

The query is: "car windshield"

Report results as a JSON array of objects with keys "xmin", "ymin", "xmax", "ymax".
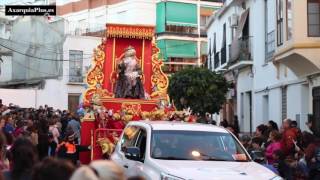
[{"xmin": 151, "ymin": 130, "xmax": 250, "ymax": 162}]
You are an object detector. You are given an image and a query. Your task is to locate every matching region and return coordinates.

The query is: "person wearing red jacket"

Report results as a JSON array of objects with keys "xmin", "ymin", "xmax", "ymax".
[{"xmin": 280, "ymin": 119, "xmax": 299, "ymax": 157}]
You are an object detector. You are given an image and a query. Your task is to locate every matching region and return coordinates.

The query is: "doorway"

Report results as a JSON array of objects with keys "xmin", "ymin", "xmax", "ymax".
[
  {"xmin": 312, "ymin": 87, "xmax": 320, "ymax": 135},
  {"xmin": 68, "ymin": 94, "xmax": 80, "ymax": 114},
  {"xmin": 241, "ymin": 91, "xmax": 252, "ymax": 133}
]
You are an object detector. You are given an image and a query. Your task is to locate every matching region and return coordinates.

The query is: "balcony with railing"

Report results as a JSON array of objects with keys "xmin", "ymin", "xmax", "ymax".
[
  {"xmin": 228, "ymin": 36, "xmax": 252, "ymax": 70},
  {"xmin": 67, "ymin": 25, "xmax": 105, "ymax": 37},
  {"xmin": 159, "ymin": 25, "xmax": 198, "ymax": 37}
]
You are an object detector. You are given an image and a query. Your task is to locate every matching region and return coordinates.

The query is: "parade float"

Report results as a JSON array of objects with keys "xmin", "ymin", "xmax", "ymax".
[{"xmin": 80, "ymin": 24, "xmax": 194, "ymax": 164}]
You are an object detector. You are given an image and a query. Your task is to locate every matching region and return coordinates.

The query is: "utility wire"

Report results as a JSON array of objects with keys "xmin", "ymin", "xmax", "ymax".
[
  {"xmin": 1, "ymin": 38, "xmax": 94, "ymax": 56},
  {"xmin": 11, "ymin": 57, "xmax": 60, "ymax": 76},
  {"xmin": 1, "ymin": 40, "xmax": 202, "ymax": 62},
  {"xmin": 0, "ymin": 43, "xmax": 94, "ymax": 62},
  {"xmin": 11, "ymin": 57, "xmax": 87, "ymax": 78}
]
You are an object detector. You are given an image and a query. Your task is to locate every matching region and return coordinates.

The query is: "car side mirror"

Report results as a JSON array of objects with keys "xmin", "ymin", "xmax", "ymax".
[
  {"xmin": 124, "ymin": 147, "xmax": 141, "ymax": 161},
  {"xmin": 250, "ymin": 150, "xmax": 265, "ymax": 163}
]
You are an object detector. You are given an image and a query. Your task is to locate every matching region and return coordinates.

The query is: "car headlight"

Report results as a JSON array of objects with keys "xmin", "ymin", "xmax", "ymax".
[
  {"xmin": 161, "ymin": 172, "xmax": 185, "ymax": 180},
  {"xmin": 270, "ymin": 176, "xmax": 283, "ymax": 180}
]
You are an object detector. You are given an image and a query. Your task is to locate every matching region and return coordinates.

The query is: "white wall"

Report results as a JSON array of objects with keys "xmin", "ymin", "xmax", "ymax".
[
  {"xmin": 62, "ymin": 35, "xmax": 100, "ymax": 83},
  {"xmin": 55, "ymin": 0, "xmax": 80, "ymax": 5},
  {"xmin": 0, "ymin": 88, "xmax": 37, "ymax": 108},
  {"xmin": 62, "ymin": 6, "xmax": 108, "ymax": 34},
  {"xmin": 1, "ymin": 79, "xmax": 68, "ymax": 109},
  {"xmin": 107, "ymin": 0, "xmax": 156, "ymax": 25},
  {"xmin": 60, "ymin": 0, "xmax": 156, "ymax": 34},
  {"xmin": 0, "ymin": 36, "xmax": 100, "ymax": 110},
  {"xmin": 254, "ymin": 88, "xmax": 281, "ymax": 127},
  {"xmin": 237, "ymin": 68, "xmax": 253, "ymax": 132}
]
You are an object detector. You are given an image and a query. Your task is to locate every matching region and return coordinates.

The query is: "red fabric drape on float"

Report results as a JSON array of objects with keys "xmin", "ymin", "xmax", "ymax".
[{"xmin": 79, "ymin": 120, "xmax": 96, "ymax": 164}]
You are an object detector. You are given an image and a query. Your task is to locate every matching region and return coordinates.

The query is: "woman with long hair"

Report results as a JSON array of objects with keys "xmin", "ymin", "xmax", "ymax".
[{"xmin": 3, "ymin": 138, "xmax": 38, "ymax": 180}]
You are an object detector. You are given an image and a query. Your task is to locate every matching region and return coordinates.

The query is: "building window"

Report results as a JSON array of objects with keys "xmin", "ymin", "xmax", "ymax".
[
  {"xmin": 213, "ymin": 32, "xmax": 216, "ymax": 54},
  {"xmin": 286, "ymin": 0, "xmax": 293, "ymax": 40},
  {"xmin": 221, "ymin": 23, "xmax": 227, "ymax": 65},
  {"xmin": 208, "ymin": 38, "xmax": 212, "ymax": 70},
  {"xmin": 213, "ymin": 32, "xmax": 220, "ymax": 69},
  {"xmin": 69, "ymin": 50, "xmax": 83, "ymax": 83},
  {"xmin": 277, "ymin": 0, "xmax": 284, "ymax": 46},
  {"xmin": 200, "ymin": 15, "xmax": 209, "ymax": 27},
  {"xmin": 68, "ymin": 94, "xmax": 80, "ymax": 113},
  {"xmin": 308, "ymin": 0, "xmax": 320, "ymax": 37},
  {"xmin": 265, "ymin": 0, "xmax": 275, "ymax": 61},
  {"xmin": 266, "ymin": 31, "xmax": 275, "ymax": 61},
  {"xmin": 200, "ymin": 15, "xmax": 210, "ymax": 37}
]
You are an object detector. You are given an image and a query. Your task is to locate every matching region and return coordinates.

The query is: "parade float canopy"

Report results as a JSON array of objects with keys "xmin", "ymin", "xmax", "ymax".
[{"xmin": 83, "ymin": 23, "xmax": 170, "ymax": 113}]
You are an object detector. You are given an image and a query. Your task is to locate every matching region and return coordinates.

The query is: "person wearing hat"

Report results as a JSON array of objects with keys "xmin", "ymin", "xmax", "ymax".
[{"xmin": 57, "ymin": 130, "xmax": 90, "ymax": 166}]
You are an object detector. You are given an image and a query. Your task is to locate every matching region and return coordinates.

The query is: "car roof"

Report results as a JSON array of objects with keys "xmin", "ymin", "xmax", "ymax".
[{"xmin": 129, "ymin": 121, "xmax": 229, "ymax": 133}]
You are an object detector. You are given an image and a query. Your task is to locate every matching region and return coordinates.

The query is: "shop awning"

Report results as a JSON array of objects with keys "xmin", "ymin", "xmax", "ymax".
[
  {"xmin": 200, "ymin": 6, "xmax": 220, "ymax": 16},
  {"xmin": 157, "ymin": 39, "xmax": 198, "ymax": 61},
  {"xmin": 156, "ymin": 2, "xmax": 166, "ymax": 33},
  {"xmin": 166, "ymin": 2, "xmax": 198, "ymax": 27},
  {"xmin": 236, "ymin": 9, "xmax": 249, "ymax": 39},
  {"xmin": 230, "ymin": 9, "xmax": 249, "ymax": 62}
]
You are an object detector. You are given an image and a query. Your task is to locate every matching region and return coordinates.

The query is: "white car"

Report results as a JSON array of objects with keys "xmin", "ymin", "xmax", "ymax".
[{"xmin": 111, "ymin": 121, "xmax": 282, "ymax": 180}]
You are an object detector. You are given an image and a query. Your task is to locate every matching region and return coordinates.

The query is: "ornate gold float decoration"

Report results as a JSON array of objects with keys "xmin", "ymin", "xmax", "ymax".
[
  {"xmin": 150, "ymin": 39, "xmax": 169, "ymax": 101},
  {"xmin": 83, "ymin": 39, "xmax": 113, "ymax": 103},
  {"xmin": 121, "ymin": 102, "xmax": 142, "ymax": 116},
  {"xmin": 96, "ymin": 138, "xmax": 115, "ymax": 155},
  {"xmin": 106, "ymin": 24, "xmax": 154, "ymax": 40}
]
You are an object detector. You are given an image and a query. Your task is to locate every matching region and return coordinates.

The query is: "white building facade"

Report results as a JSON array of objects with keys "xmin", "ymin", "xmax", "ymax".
[{"xmin": 207, "ymin": 0, "xmax": 320, "ymax": 132}]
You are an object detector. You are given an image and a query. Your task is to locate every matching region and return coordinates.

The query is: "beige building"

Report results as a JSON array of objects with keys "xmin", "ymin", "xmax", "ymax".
[{"xmin": 274, "ymin": 0, "xmax": 320, "ymax": 130}]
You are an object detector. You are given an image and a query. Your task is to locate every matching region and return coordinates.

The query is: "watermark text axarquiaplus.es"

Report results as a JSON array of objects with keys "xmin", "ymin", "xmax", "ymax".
[{"xmin": 5, "ymin": 5, "xmax": 56, "ymax": 16}]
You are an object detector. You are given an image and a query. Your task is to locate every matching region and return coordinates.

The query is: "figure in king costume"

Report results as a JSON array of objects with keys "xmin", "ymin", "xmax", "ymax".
[{"xmin": 114, "ymin": 46, "xmax": 145, "ymax": 99}]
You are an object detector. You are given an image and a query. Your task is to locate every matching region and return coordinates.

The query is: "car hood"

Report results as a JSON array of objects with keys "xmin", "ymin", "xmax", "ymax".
[{"xmin": 152, "ymin": 160, "xmax": 277, "ymax": 180}]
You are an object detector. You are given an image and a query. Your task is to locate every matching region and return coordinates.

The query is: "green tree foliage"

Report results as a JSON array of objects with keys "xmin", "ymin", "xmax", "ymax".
[{"xmin": 168, "ymin": 68, "xmax": 230, "ymax": 116}]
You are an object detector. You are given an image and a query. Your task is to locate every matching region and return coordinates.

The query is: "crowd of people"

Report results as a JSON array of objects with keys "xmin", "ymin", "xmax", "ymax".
[
  {"xmin": 1, "ymin": 98, "xmax": 320, "ymax": 180},
  {"xmin": 0, "ymin": 100, "xmax": 145, "ymax": 180},
  {"xmin": 218, "ymin": 116, "xmax": 320, "ymax": 180}
]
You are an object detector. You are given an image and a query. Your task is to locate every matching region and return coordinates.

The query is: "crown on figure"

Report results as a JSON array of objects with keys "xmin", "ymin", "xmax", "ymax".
[{"xmin": 124, "ymin": 46, "xmax": 136, "ymax": 57}]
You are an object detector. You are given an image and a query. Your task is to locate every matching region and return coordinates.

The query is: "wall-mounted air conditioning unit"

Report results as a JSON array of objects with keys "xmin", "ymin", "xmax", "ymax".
[{"xmin": 230, "ymin": 14, "xmax": 239, "ymax": 27}]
